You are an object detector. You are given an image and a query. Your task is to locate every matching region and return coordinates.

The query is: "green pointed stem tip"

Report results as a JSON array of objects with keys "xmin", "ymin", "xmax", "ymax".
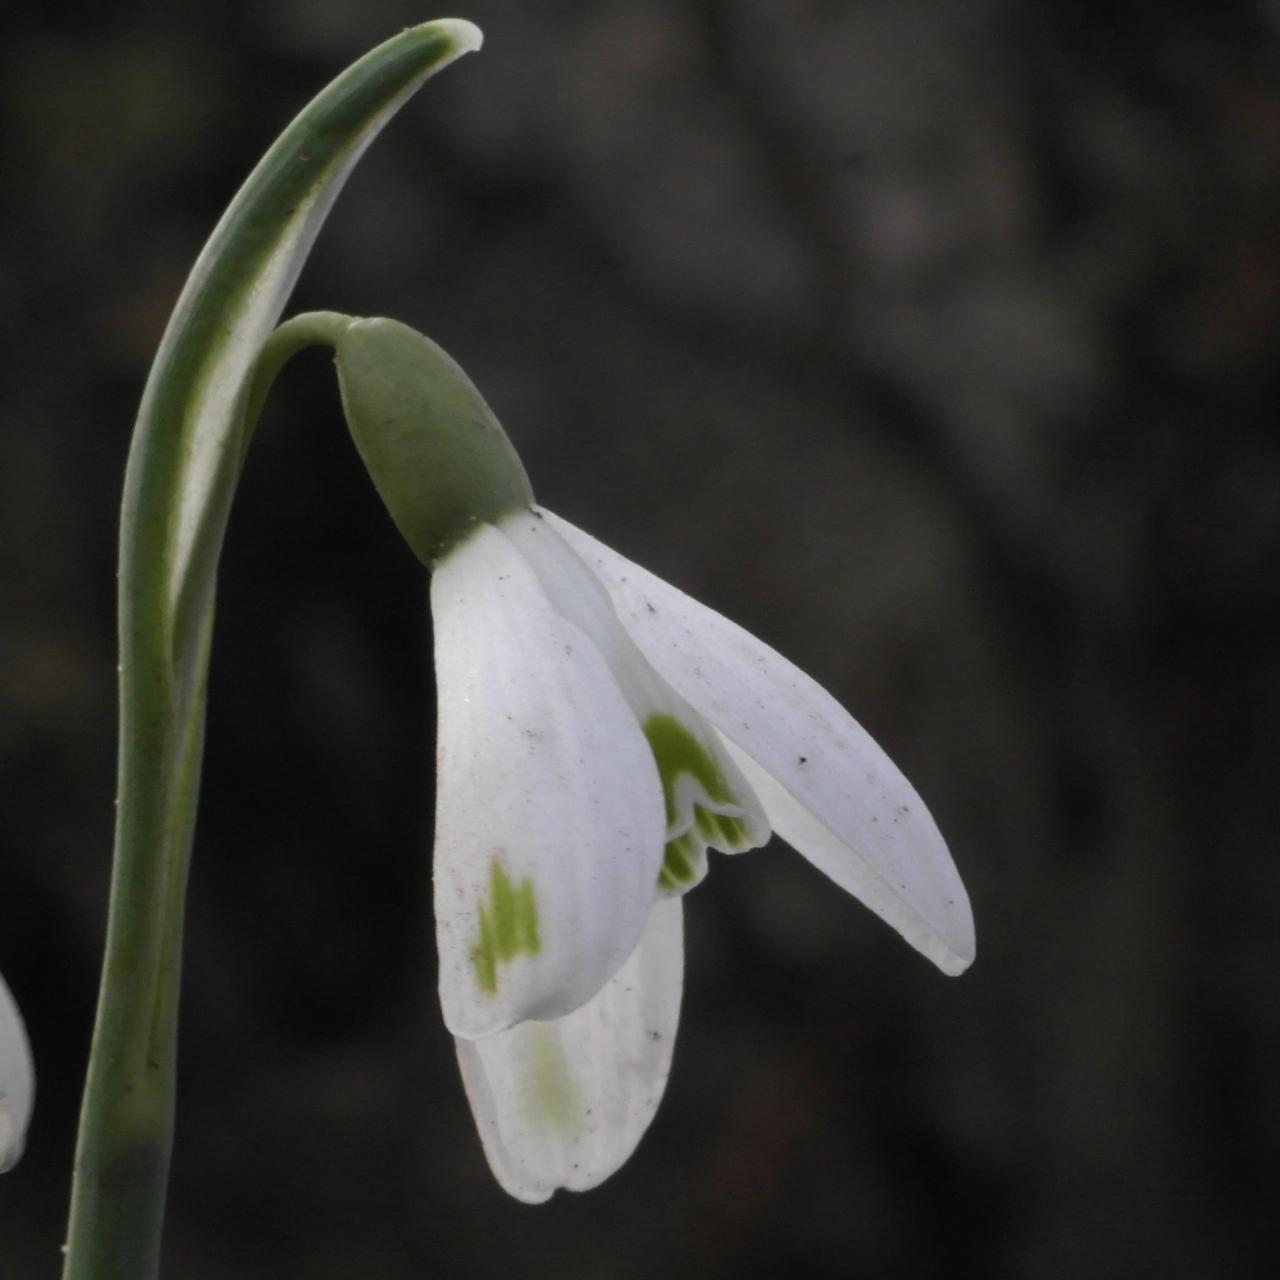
[{"xmin": 335, "ymin": 317, "xmax": 535, "ymax": 565}]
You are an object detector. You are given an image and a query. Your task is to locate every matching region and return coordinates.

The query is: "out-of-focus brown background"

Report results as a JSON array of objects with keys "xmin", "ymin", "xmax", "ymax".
[{"xmin": 3, "ymin": 1, "xmax": 1277, "ymax": 1275}]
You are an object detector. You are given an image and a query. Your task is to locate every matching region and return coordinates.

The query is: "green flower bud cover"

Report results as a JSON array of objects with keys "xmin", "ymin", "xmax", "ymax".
[{"xmin": 336, "ymin": 318, "xmax": 534, "ymax": 564}]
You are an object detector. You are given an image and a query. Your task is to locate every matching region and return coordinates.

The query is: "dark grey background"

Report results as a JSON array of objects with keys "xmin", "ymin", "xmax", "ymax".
[{"xmin": 2, "ymin": 1, "xmax": 1277, "ymax": 1276}]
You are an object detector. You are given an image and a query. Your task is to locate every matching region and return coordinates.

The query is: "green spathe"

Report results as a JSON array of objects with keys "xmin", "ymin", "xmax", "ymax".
[
  {"xmin": 336, "ymin": 317, "xmax": 534, "ymax": 564},
  {"xmin": 471, "ymin": 860, "xmax": 542, "ymax": 994}
]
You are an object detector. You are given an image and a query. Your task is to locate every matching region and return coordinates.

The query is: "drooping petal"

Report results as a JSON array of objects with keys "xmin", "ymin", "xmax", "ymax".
[
  {"xmin": 432, "ymin": 524, "xmax": 667, "ymax": 1040},
  {"xmin": 545, "ymin": 511, "xmax": 975, "ymax": 975},
  {"xmin": 0, "ymin": 972, "xmax": 33, "ymax": 1173},
  {"xmin": 456, "ymin": 895, "xmax": 683, "ymax": 1202},
  {"xmin": 498, "ymin": 511, "xmax": 770, "ymax": 895}
]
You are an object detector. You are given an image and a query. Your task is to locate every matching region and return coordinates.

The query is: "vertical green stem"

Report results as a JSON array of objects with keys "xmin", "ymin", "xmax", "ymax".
[
  {"xmin": 63, "ymin": 318, "xmax": 354, "ymax": 1280},
  {"xmin": 61, "ymin": 619, "xmax": 211, "ymax": 1279},
  {"xmin": 61, "ymin": 23, "xmax": 481, "ymax": 1278}
]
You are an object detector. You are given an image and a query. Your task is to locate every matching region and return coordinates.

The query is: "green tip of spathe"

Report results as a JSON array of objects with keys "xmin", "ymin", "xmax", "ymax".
[{"xmin": 416, "ymin": 18, "xmax": 484, "ymax": 56}]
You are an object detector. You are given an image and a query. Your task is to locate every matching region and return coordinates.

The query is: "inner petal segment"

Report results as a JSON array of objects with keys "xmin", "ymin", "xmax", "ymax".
[{"xmin": 643, "ymin": 712, "xmax": 765, "ymax": 893}]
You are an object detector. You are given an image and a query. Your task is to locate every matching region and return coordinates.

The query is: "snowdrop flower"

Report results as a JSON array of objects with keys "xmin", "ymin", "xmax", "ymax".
[
  {"xmin": 334, "ymin": 317, "xmax": 974, "ymax": 1202},
  {"xmin": 1, "ymin": 971, "xmax": 33, "ymax": 1172}
]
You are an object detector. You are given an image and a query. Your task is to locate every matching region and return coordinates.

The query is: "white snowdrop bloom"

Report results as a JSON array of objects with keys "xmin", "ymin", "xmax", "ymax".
[
  {"xmin": 333, "ymin": 316, "xmax": 975, "ymax": 1203},
  {"xmin": 0, "ymin": 971, "xmax": 33, "ymax": 1173}
]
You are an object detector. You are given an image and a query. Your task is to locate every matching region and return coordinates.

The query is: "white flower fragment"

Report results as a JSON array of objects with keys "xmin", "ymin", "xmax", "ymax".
[{"xmin": 0, "ymin": 971, "xmax": 33, "ymax": 1173}]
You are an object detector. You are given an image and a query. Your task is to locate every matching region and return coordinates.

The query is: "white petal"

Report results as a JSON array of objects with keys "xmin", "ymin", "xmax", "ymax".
[
  {"xmin": 432, "ymin": 524, "xmax": 667, "ymax": 1039},
  {"xmin": 0, "ymin": 972, "xmax": 33, "ymax": 1173},
  {"xmin": 457, "ymin": 895, "xmax": 682, "ymax": 1202},
  {"xmin": 498, "ymin": 510, "xmax": 770, "ymax": 895},
  {"xmin": 545, "ymin": 511, "xmax": 975, "ymax": 975}
]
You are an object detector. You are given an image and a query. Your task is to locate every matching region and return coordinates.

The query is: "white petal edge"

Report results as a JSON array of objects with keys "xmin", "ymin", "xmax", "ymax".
[
  {"xmin": 0, "ymin": 971, "xmax": 33, "ymax": 1173},
  {"xmin": 544, "ymin": 510, "xmax": 975, "ymax": 975},
  {"xmin": 457, "ymin": 895, "xmax": 683, "ymax": 1202},
  {"xmin": 432, "ymin": 523, "xmax": 667, "ymax": 1040}
]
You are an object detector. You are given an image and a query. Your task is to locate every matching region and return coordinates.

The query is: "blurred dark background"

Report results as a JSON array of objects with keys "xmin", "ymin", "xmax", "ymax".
[{"xmin": 3, "ymin": 0, "xmax": 1278, "ymax": 1276}]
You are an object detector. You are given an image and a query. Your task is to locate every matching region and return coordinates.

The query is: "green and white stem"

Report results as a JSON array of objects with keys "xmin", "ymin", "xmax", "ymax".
[{"xmin": 59, "ymin": 22, "xmax": 483, "ymax": 1280}]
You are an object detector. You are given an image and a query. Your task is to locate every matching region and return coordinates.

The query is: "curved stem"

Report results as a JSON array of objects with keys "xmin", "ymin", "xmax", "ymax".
[
  {"xmin": 62, "ymin": 21, "xmax": 480, "ymax": 1279},
  {"xmin": 243, "ymin": 311, "xmax": 354, "ymax": 445}
]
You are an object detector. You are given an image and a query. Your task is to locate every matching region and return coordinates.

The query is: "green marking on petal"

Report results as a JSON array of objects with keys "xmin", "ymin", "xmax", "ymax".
[
  {"xmin": 658, "ymin": 830, "xmax": 701, "ymax": 892},
  {"xmin": 643, "ymin": 713, "xmax": 737, "ymax": 821},
  {"xmin": 470, "ymin": 859, "xmax": 541, "ymax": 994},
  {"xmin": 645, "ymin": 714, "xmax": 757, "ymax": 892},
  {"xmin": 527, "ymin": 1023, "xmax": 579, "ymax": 1134},
  {"xmin": 697, "ymin": 808, "xmax": 750, "ymax": 848}
]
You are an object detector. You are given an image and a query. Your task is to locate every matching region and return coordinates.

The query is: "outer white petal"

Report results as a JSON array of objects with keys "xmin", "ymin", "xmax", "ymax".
[
  {"xmin": 0, "ymin": 972, "xmax": 33, "ymax": 1173},
  {"xmin": 545, "ymin": 511, "xmax": 974, "ymax": 975},
  {"xmin": 457, "ymin": 895, "xmax": 682, "ymax": 1202},
  {"xmin": 432, "ymin": 524, "xmax": 667, "ymax": 1040}
]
